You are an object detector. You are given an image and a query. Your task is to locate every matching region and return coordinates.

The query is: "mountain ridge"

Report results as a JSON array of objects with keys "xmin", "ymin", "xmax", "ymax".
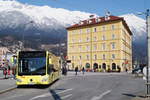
[{"xmin": 0, "ymin": 0, "xmax": 147, "ymax": 63}]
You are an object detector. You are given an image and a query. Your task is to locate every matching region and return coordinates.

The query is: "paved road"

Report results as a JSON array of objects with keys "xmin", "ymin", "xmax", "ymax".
[{"xmin": 0, "ymin": 72, "xmax": 145, "ymax": 100}]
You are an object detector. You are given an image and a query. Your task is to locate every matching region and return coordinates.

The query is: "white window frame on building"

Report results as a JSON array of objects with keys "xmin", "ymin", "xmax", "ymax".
[
  {"xmin": 86, "ymin": 55, "xmax": 89, "ymax": 60},
  {"xmin": 79, "ymin": 29, "xmax": 82, "ymax": 34},
  {"xmin": 87, "ymin": 28, "xmax": 90, "ymax": 33},
  {"xmin": 111, "ymin": 42, "xmax": 115, "ymax": 49},
  {"xmin": 72, "ymin": 56, "xmax": 74, "ymax": 60},
  {"xmin": 72, "ymin": 39, "xmax": 75, "ymax": 43},
  {"xmin": 86, "ymin": 37, "xmax": 90, "ymax": 42},
  {"xmin": 94, "ymin": 54, "xmax": 97, "ymax": 60},
  {"xmin": 93, "ymin": 27, "xmax": 97, "ymax": 32},
  {"xmin": 102, "ymin": 35, "xmax": 106, "ymax": 40},
  {"xmin": 102, "ymin": 43, "xmax": 106, "ymax": 50},
  {"xmin": 102, "ymin": 26, "xmax": 105, "ymax": 31},
  {"xmin": 112, "ymin": 34, "xmax": 115, "ymax": 39},
  {"xmin": 111, "ymin": 24, "xmax": 115, "ymax": 30},
  {"xmin": 86, "ymin": 45, "xmax": 90, "ymax": 51},
  {"xmin": 72, "ymin": 30, "xmax": 75, "ymax": 34},
  {"xmin": 79, "ymin": 45, "xmax": 82, "ymax": 51},
  {"xmin": 112, "ymin": 54, "xmax": 115, "ymax": 59},
  {"xmin": 79, "ymin": 38, "xmax": 82, "ymax": 43},
  {"xmin": 94, "ymin": 44, "xmax": 97, "ymax": 51},
  {"xmin": 94, "ymin": 36, "xmax": 97, "ymax": 41},
  {"xmin": 102, "ymin": 54, "xmax": 105, "ymax": 60},
  {"xmin": 79, "ymin": 55, "xmax": 82, "ymax": 60}
]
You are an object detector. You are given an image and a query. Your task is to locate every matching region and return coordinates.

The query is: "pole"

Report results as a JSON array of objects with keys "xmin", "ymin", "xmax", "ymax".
[
  {"xmin": 22, "ymin": 21, "xmax": 34, "ymax": 51},
  {"xmin": 147, "ymin": 9, "xmax": 150, "ymax": 96}
]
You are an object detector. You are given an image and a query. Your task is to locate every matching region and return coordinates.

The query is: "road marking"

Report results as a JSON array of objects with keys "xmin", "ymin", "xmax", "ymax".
[
  {"xmin": 91, "ymin": 90, "xmax": 112, "ymax": 100},
  {"xmin": 30, "ymin": 93, "xmax": 51, "ymax": 100},
  {"xmin": 30, "ymin": 88, "xmax": 73, "ymax": 100},
  {"xmin": 2, "ymin": 94, "xmax": 24, "ymax": 100},
  {"xmin": 57, "ymin": 88, "xmax": 73, "ymax": 94},
  {"xmin": 0, "ymin": 86, "xmax": 17, "ymax": 94},
  {"xmin": 61, "ymin": 94, "xmax": 72, "ymax": 99}
]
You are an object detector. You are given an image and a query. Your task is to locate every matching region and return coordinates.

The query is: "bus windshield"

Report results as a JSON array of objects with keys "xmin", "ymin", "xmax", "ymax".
[{"xmin": 18, "ymin": 57, "xmax": 46, "ymax": 75}]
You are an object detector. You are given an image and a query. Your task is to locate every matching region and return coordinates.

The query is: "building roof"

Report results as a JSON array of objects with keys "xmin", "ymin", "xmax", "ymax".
[{"xmin": 66, "ymin": 15, "xmax": 132, "ymax": 35}]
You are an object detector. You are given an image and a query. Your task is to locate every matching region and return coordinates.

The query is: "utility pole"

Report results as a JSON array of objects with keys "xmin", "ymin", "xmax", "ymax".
[
  {"xmin": 22, "ymin": 21, "xmax": 34, "ymax": 51},
  {"xmin": 147, "ymin": 9, "xmax": 150, "ymax": 97},
  {"xmin": 138, "ymin": 9, "xmax": 150, "ymax": 97}
]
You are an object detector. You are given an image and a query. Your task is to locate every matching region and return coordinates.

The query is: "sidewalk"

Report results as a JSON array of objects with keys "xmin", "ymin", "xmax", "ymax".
[
  {"xmin": 0, "ymin": 78, "xmax": 16, "ymax": 93},
  {"xmin": 0, "ymin": 70, "xmax": 16, "ymax": 94}
]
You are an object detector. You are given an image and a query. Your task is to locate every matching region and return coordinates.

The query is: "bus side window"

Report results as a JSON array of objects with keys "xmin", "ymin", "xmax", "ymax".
[{"xmin": 47, "ymin": 64, "xmax": 54, "ymax": 74}]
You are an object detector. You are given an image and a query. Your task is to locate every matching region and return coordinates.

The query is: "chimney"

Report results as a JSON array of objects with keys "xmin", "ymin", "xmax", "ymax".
[{"xmin": 105, "ymin": 11, "xmax": 111, "ymax": 20}]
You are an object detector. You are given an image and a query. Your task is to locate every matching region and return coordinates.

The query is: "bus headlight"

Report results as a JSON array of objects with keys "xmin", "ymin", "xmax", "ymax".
[
  {"xmin": 16, "ymin": 78, "xmax": 22, "ymax": 82},
  {"xmin": 42, "ymin": 77, "xmax": 49, "ymax": 82}
]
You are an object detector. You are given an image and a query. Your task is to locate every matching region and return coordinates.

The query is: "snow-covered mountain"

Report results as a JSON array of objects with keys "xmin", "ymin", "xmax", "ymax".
[
  {"xmin": 120, "ymin": 14, "xmax": 147, "ymax": 63},
  {"xmin": 0, "ymin": 0, "xmax": 146, "ymax": 41},
  {"xmin": 0, "ymin": 0, "xmax": 92, "ymax": 29},
  {"xmin": 0, "ymin": 0, "xmax": 96, "ymax": 44},
  {"xmin": 0, "ymin": 0, "xmax": 147, "ymax": 62},
  {"xmin": 120, "ymin": 14, "xmax": 146, "ymax": 42}
]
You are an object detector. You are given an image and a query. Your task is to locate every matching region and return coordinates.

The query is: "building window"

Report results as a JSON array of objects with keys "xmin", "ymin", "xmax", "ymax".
[
  {"xmin": 86, "ymin": 55, "xmax": 89, "ymax": 60},
  {"xmin": 112, "ymin": 54, "xmax": 115, "ymax": 59},
  {"xmin": 111, "ymin": 25, "xmax": 115, "ymax": 30},
  {"xmin": 87, "ymin": 28, "xmax": 90, "ymax": 33},
  {"xmin": 94, "ymin": 55, "xmax": 97, "ymax": 60},
  {"xmin": 112, "ymin": 34, "xmax": 115, "ymax": 39},
  {"xmin": 72, "ymin": 30, "xmax": 75, "ymax": 34},
  {"xmin": 102, "ymin": 26, "xmax": 105, "ymax": 31},
  {"xmin": 111, "ymin": 42, "xmax": 115, "ymax": 49},
  {"xmin": 86, "ymin": 37, "xmax": 90, "ymax": 42},
  {"xmin": 93, "ymin": 27, "xmax": 97, "ymax": 32},
  {"xmin": 102, "ymin": 54, "xmax": 105, "ymax": 60},
  {"xmin": 72, "ymin": 39, "xmax": 75, "ymax": 43},
  {"xmin": 79, "ymin": 29, "xmax": 82, "ymax": 34},
  {"xmin": 94, "ymin": 44, "xmax": 97, "ymax": 51},
  {"xmin": 72, "ymin": 56, "xmax": 74, "ymax": 60},
  {"xmin": 72, "ymin": 46, "xmax": 75, "ymax": 52},
  {"xmin": 102, "ymin": 43, "xmax": 106, "ymax": 50},
  {"xmin": 79, "ymin": 38, "xmax": 82, "ymax": 42},
  {"xmin": 79, "ymin": 55, "xmax": 82, "ymax": 60},
  {"xmin": 102, "ymin": 35, "xmax": 105, "ymax": 40},
  {"xmin": 94, "ymin": 36, "xmax": 97, "ymax": 41},
  {"xmin": 86, "ymin": 45, "xmax": 90, "ymax": 51},
  {"xmin": 79, "ymin": 45, "xmax": 81, "ymax": 51}
]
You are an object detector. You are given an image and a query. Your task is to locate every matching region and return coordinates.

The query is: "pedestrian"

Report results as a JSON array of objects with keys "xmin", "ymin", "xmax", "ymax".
[
  {"xmin": 82, "ymin": 67, "xmax": 85, "ymax": 75},
  {"xmin": 117, "ymin": 66, "xmax": 121, "ymax": 72},
  {"xmin": 62, "ymin": 67, "xmax": 65, "ymax": 75},
  {"xmin": 125, "ymin": 68, "xmax": 128, "ymax": 72},
  {"xmin": 64, "ymin": 67, "xmax": 67, "ymax": 76},
  {"xmin": 75, "ymin": 66, "xmax": 78, "ymax": 75},
  {"xmin": 12, "ymin": 67, "xmax": 16, "ymax": 79},
  {"xmin": 3, "ymin": 67, "xmax": 7, "ymax": 79},
  {"xmin": 62, "ymin": 67, "xmax": 67, "ymax": 76}
]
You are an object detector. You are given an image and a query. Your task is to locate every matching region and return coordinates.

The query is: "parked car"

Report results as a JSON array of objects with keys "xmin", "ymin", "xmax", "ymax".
[{"xmin": 132, "ymin": 66, "xmax": 142, "ymax": 74}]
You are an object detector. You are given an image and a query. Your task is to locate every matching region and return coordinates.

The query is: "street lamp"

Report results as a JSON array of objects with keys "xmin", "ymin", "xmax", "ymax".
[
  {"xmin": 138, "ymin": 9, "xmax": 150, "ymax": 97},
  {"xmin": 22, "ymin": 21, "xmax": 34, "ymax": 50}
]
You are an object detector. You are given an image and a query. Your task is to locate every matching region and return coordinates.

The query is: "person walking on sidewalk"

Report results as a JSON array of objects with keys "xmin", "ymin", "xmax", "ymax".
[
  {"xmin": 75, "ymin": 66, "xmax": 78, "ymax": 75},
  {"xmin": 3, "ymin": 67, "xmax": 7, "ymax": 79},
  {"xmin": 82, "ymin": 67, "xmax": 85, "ymax": 75}
]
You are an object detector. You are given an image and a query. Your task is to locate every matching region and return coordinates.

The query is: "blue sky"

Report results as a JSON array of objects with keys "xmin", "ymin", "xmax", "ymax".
[{"xmin": 18, "ymin": 0, "xmax": 149, "ymax": 18}]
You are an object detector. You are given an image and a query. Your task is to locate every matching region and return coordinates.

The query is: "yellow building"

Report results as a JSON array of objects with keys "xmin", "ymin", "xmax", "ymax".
[{"xmin": 66, "ymin": 15, "xmax": 132, "ymax": 72}]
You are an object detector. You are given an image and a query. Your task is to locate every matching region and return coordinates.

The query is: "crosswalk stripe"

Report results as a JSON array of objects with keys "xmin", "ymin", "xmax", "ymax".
[
  {"xmin": 61, "ymin": 94, "xmax": 72, "ymax": 99},
  {"xmin": 57, "ymin": 88, "xmax": 73, "ymax": 94}
]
